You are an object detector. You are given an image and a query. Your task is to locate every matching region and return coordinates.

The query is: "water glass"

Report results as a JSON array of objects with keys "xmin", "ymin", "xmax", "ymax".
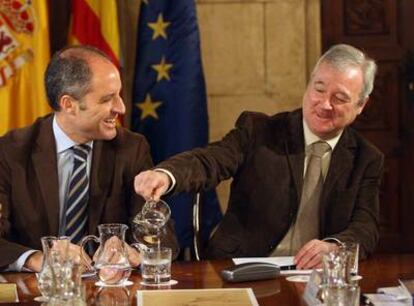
[
  {"xmin": 321, "ymin": 284, "xmax": 360, "ymax": 306},
  {"xmin": 322, "ymin": 250, "xmax": 347, "ymax": 287},
  {"xmin": 140, "ymin": 247, "xmax": 172, "ymax": 285},
  {"xmin": 340, "ymin": 242, "xmax": 360, "ymax": 280}
]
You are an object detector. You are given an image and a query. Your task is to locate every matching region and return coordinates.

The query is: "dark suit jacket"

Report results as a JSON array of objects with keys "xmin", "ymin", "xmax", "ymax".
[
  {"xmin": 158, "ymin": 109, "xmax": 384, "ymax": 259},
  {"xmin": 0, "ymin": 114, "xmax": 179, "ymax": 268}
]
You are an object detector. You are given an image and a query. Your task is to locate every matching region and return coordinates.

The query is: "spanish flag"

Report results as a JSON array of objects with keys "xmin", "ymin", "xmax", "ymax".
[
  {"xmin": 68, "ymin": 0, "xmax": 120, "ymax": 68},
  {"xmin": 0, "ymin": 0, "xmax": 50, "ymax": 136}
]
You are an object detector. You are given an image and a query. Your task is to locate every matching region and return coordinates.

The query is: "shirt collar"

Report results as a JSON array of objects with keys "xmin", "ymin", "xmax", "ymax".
[
  {"xmin": 53, "ymin": 115, "xmax": 93, "ymax": 154},
  {"xmin": 303, "ymin": 118, "xmax": 342, "ymax": 151}
]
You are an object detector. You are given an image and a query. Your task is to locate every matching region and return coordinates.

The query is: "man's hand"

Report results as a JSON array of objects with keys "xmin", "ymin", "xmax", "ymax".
[
  {"xmin": 125, "ymin": 243, "xmax": 141, "ymax": 267},
  {"xmin": 294, "ymin": 239, "xmax": 339, "ymax": 269},
  {"xmin": 0, "ymin": 203, "xmax": 2, "ymax": 218},
  {"xmin": 24, "ymin": 251, "xmax": 43, "ymax": 272},
  {"xmin": 94, "ymin": 237, "xmax": 141, "ymax": 267},
  {"xmin": 134, "ymin": 170, "xmax": 170, "ymax": 201}
]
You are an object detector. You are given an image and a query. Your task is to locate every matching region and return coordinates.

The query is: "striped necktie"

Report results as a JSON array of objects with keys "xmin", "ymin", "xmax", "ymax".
[{"xmin": 65, "ymin": 144, "xmax": 90, "ymax": 244}]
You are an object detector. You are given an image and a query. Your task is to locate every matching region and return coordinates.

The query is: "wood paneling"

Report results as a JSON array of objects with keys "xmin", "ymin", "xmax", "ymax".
[{"xmin": 322, "ymin": 0, "xmax": 414, "ymax": 252}]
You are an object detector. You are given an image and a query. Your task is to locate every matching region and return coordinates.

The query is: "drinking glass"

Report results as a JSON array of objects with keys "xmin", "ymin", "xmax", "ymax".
[
  {"xmin": 340, "ymin": 242, "xmax": 360, "ymax": 281},
  {"xmin": 140, "ymin": 247, "xmax": 172, "ymax": 285},
  {"xmin": 322, "ymin": 250, "xmax": 347, "ymax": 287}
]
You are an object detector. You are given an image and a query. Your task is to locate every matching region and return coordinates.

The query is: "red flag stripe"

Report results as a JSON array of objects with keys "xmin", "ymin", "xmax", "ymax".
[{"xmin": 71, "ymin": 0, "xmax": 120, "ymax": 67}]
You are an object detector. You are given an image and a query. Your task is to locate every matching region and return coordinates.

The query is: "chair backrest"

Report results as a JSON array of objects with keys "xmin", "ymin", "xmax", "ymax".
[{"xmin": 192, "ymin": 192, "xmax": 202, "ymax": 261}]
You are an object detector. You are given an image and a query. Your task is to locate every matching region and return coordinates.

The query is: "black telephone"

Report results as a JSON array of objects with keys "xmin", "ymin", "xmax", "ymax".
[{"xmin": 220, "ymin": 262, "xmax": 280, "ymax": 283}]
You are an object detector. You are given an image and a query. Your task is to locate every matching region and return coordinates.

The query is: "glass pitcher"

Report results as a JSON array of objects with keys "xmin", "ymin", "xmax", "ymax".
[
  {"xmin": 132, "ymin": 199, "xmax": 171, "ymax": 249},
  {"xmin": 80, "ymin": 223, "xmax": 131, "ymax": 286},
  {"xmin": 37, "ymin": 236, "xmax": 70, "ymax": 301}
]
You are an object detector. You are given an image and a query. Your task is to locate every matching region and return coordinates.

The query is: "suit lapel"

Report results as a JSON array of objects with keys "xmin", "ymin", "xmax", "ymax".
[
  {"xmin": 32, "ymin": 116, "xmax": 60, "ymax": 234},
  {"xmin": 319, "ymin": 129, "xmax": 356, "ymax": 232},
  {"xmin": 284, "ymin": 111, "xmax": 305, "ymax": 205},
  {"xmin": 88, "ymin": 138, "xmax": 116, "ymax": 234}
]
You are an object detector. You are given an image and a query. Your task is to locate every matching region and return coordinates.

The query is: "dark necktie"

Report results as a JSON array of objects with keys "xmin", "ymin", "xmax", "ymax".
[{"xmin": 64, "ymin": 144, "xmax": 90, "ymax": 244}]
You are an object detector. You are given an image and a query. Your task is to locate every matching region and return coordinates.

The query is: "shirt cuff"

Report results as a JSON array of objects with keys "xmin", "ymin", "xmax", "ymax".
[
  {"xmin": 154, "ymin": 168, "xmax": 176, "ymax": 194},
  {"xmin": 5, "ymin": 250, "xmax": 39, "ymax": 272}
]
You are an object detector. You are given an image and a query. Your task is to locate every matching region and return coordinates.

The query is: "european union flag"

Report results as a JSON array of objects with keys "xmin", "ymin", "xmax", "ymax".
[{"xmin": 131, "ymin": 0, "xmax": 222, "ymax": 254}]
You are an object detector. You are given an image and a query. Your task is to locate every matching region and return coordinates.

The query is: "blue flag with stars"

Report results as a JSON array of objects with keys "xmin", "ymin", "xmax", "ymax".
[{"xmin": 131, "ymin": 0, "xmax": 222, "ymax": 254}]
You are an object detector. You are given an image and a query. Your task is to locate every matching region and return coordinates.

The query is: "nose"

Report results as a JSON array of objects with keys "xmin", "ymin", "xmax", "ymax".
[
  {"xmin": 320, "ymin": 95, "xmax": 333, "ymax": 110},
  {"xmin": 113, "ymin": 96, "xmax": 126, "ymax": 115}
]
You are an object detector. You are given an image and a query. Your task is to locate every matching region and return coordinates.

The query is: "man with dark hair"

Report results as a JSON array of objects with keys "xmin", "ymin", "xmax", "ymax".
[
  {"xmin": 134, "ymin": 44, "xmax": 383, "ymax": 268},
  {"xmin": 0, "ymin": 45, "xmax": 178, "ymax": 272}
]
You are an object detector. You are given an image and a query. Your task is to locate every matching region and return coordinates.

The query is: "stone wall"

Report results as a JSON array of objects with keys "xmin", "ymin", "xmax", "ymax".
[{"xmin": 196, "ymin": 0, "xmax": 321, "ymax": 211}]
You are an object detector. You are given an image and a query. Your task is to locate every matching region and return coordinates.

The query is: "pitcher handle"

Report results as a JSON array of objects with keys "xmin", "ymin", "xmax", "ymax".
[
  {"xmin": 80, "ymin": 235, "xmax": 99, "ymax": 271},
  {"xmin": 131, "ymin": 242, "xmax": 150, "ymax": 253}
]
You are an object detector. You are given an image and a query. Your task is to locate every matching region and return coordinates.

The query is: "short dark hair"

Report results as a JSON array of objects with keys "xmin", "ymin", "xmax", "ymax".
[{"xmin": 44, "ymin": 45, "xmax": 112, "ymax": 111}]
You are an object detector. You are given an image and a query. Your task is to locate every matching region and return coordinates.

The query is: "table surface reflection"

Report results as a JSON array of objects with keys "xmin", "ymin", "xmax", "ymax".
[{"xmin": 1, "ymin": 254, "xmax": 414, "ymax": 305}]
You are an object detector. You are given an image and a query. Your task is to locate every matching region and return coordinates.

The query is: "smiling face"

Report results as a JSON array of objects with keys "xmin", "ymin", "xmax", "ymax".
[
  {"xmin": 58, "ymin": 57, "xmax": 125, "ymax": 143},
  {"xmin": 302, "ymin": 61, "xmax": 367, "ymax": 140}
]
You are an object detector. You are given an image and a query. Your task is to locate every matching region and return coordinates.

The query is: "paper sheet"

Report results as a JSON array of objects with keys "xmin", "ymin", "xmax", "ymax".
[
  {"xmin": 364, "ymin": 293, "xmax": 412, "ymax": 306},
  {"xmin": 136, "ymin": 288, "xmax": 259, "ymax": 306},
  {"xmin": 0, "ymin": 283, "xmax": 19, "ymax": 303}
]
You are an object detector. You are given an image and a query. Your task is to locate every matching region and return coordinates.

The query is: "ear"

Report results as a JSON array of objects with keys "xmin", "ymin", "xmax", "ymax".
[
  {"xmin": 357, "ymin": 97, "xmax": 369, "ymax": 115},
  {"xmin": 59, "ymin": 95, "xmax": 77, "ymax": 114}
]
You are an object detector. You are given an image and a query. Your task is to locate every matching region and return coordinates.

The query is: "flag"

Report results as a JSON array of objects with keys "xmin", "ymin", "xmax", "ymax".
[
  {"xmin": 0, "ymin": 0, "xmax": 50, "ymax": 135},
  {"xmin": 131, "ymin": 0, "xmax": 222, "ymax": 253},
  {"xmin": 68, "ymin": 0, "xmax": 122, "ymax": 124},
  {"xmin": 68, "ymin": 0, "xmax": 120, "ymax": 68}
]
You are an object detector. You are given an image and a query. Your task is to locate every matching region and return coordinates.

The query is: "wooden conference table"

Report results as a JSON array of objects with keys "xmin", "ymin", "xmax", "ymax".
[{"xmin": 1, "ymin": 254, "xmax": 413, "ymax": 305}]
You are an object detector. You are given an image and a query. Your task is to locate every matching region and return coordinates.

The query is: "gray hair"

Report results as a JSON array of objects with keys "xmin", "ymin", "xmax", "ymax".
[{"xmin": 313, "ymin": 44, "xmax": 377, "ymax": 103}]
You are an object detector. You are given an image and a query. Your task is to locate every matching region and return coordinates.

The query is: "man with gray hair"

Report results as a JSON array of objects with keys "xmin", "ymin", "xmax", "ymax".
[{"xmin": 134, "ymin": 44, "xmax": 383, "ymax": 268}]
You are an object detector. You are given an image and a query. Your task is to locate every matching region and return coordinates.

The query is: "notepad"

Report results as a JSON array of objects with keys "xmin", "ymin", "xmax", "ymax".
[
  {"xmin": 136, "ymin": 288, "xmax": 259, "ymax": 306},
  {"xmin": 0, "ymin": 283, "xmax": 19, "ymax": 303}
]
